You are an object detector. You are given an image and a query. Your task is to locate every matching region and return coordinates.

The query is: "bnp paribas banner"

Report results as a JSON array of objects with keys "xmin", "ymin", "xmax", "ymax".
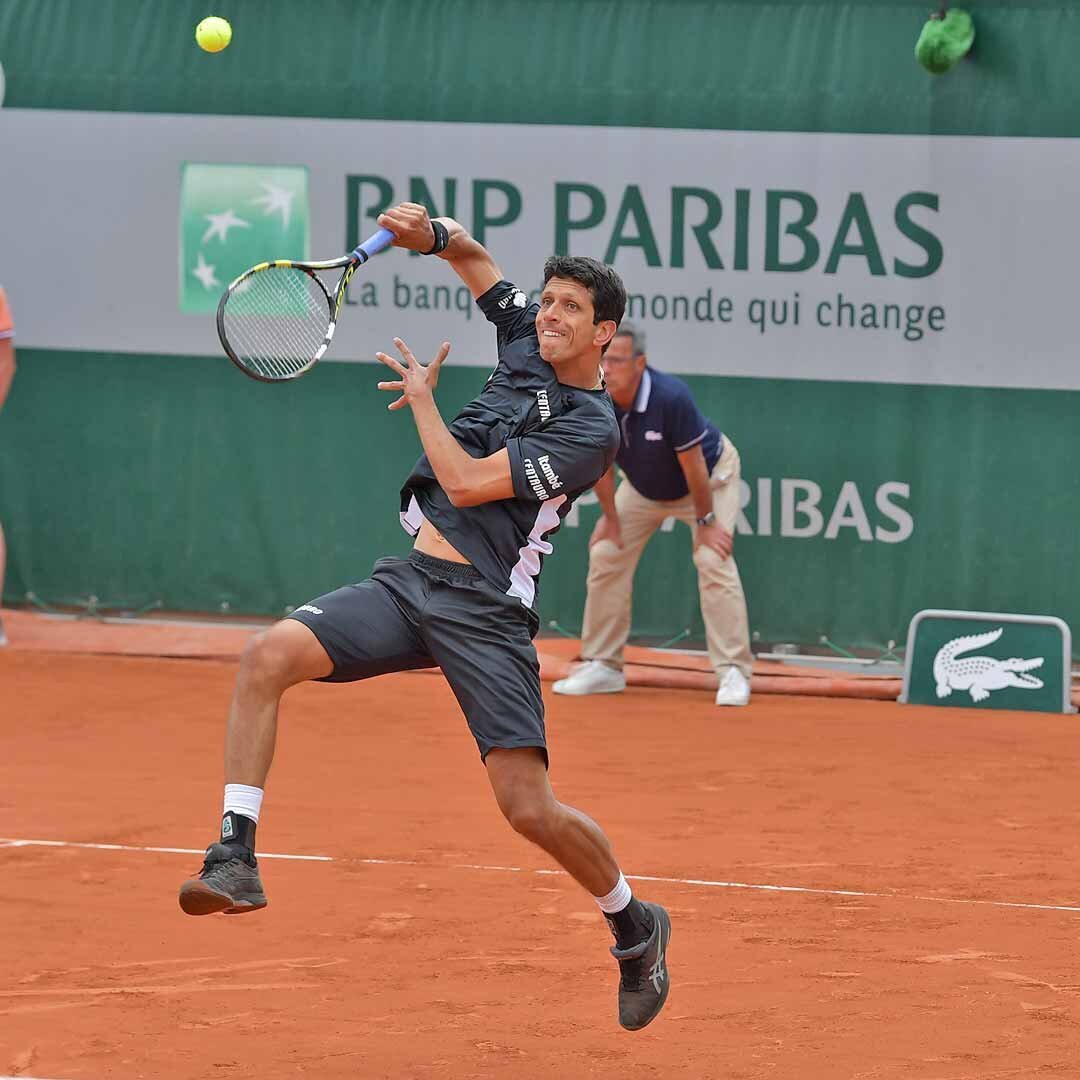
[{"xmin": 1, "ymin": 108, "xmax": 1078, "ymax": 392}]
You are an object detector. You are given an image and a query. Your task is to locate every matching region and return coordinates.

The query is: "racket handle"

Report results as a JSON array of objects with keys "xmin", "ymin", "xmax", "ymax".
[{"xmin": 351, "ymin": 227, "xmax": 396, "ymax": 264}]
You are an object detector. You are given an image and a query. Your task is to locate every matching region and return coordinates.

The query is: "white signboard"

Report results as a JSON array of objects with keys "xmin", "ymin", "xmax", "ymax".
[{"xmin": 0, "ymin": 109, "xmax": 1076, "ymax": 389}]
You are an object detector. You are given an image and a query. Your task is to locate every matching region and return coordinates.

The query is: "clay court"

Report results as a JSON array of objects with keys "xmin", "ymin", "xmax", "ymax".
[{"xmin": 2, "ymin": 614, "xmax": 1079, "ymax": 1079}]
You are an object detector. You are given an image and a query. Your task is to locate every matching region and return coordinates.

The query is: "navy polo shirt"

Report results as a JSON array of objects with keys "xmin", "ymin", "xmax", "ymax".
[{"xmin": 613, "ymin": 366, "xmax": 723, "ymax": 501}]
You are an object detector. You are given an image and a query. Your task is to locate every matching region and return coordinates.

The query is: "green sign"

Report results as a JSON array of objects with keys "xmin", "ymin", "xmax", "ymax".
[
  {"xmin": 178, "ymin": 163, "xmax": 309, "ymax": 313},
  {"xmin": 901, "ymin": 610, "xmax": 1074, "ymax": 713}
]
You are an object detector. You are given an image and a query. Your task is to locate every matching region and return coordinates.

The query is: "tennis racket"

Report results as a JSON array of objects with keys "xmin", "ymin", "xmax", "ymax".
[{"xmin": 216, "ymin": 227, "xmax": 395, "ymax": 383}]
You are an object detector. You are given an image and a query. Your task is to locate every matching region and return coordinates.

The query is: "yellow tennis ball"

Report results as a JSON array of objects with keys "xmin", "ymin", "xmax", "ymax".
[{"xmin": 196, "ymin": 16, "xmax": 232, "ymax": 53}]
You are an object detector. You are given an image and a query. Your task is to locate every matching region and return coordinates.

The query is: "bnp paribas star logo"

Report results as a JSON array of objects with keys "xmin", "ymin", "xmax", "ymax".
[{"xmin": 179, "ymin": 163, "xmax": 310, "ymax": 313}]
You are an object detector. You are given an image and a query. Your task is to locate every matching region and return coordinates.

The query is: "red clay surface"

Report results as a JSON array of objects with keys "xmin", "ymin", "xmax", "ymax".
[
  {"xmin": 0, "ymin": 608, "xmax": 904, "ymax": 699},
  {"xmin": 3, "ymin": 637, "xmax": 1080, "ymax": 1078}
]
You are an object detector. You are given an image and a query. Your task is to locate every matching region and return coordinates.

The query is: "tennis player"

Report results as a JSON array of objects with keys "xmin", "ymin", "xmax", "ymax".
[{"xmin": 178, "ymin": 203, "xmax": 672, "ymax": 1031}]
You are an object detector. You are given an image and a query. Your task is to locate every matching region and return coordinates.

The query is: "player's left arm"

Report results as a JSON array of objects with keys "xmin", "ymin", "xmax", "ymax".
[
  {"xmin": 376, "ymin": 337, "xmax": 514, "ymax": 507},
  {"xmin": 377, "ymin": 338, "xmax": 618, "ymax": 508}
]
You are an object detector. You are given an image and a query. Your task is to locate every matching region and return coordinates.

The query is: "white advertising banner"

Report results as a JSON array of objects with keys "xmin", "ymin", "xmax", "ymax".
[{"xmin": 0, "ymin": 108, "xmax": 1075, "ymax": 389}]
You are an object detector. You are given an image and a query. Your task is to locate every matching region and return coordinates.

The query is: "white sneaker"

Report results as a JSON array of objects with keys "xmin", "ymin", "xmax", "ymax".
[
  {"xmin": 715, "ymin": 667, "xmax": 750, "ymax": 706},
  {"xmin": 553, "ymin": 660, "xmax": 626, "ymax": 696},
  {"xmin": 0, "ymin": 618, "xmax": 7, "ymax": 647}
]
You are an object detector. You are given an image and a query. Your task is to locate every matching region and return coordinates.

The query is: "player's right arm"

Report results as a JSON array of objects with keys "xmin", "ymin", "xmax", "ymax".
[{"xmin": 377, "ymin": 203, "xmax": 501, "ymax": 299}]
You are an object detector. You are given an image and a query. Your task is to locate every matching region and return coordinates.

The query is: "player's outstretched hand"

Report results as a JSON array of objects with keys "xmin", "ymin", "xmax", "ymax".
[
  {"xmin": 378, "ymin": 203, "xmax": 437, "ymax": 253},
  {"xmin": 376, "ymin": 337, "xmax": 450, "ymax": 411}
]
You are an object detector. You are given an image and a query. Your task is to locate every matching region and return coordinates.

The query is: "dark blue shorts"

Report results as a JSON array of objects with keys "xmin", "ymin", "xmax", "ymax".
[{"xmin": 286, "ymin": 552, "xmax": 546, "ymax": 763}]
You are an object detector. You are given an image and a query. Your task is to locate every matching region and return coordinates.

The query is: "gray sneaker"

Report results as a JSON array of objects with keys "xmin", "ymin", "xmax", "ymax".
[
  {"xmin": 610, "ymin": 901, "xmax": 671, "ymax": 1030},
  {"xmin": 178, "ymin": 842, "xmax": 267, "ymax": 915}
]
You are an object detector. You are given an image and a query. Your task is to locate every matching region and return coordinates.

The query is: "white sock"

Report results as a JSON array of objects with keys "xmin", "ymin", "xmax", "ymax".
[
  {"xmin": 594, "ymin": 871, "xmax": 633, "ymax": 914},
  {"xmin": 223, "ymin": 783, "xmax": 264, "ymax": 824}
]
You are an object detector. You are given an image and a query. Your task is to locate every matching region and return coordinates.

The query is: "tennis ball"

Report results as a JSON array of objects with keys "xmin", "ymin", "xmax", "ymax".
[{"xmin": 196, "ymin": 16, "xmax": 232, "ymax": 53}]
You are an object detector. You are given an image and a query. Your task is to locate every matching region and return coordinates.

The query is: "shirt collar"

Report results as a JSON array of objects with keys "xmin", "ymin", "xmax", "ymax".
[{"xmin": 632, "ymin": 367, "xmax": 652, "ymax": 413}]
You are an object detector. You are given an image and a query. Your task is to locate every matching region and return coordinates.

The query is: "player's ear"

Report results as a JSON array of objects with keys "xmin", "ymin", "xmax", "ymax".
[{"xmin": 594, "ymin": 320, "xmax": 617, "ymax": 351}]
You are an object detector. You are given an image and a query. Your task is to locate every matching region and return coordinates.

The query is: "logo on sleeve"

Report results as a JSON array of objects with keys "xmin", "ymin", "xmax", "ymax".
[
  {"xmin": 498, "ymin": 289, "xmax": 528, "ymax": 310},
  {"xmin": 538, "ymin": 455, "xmax": 563, "ymax": 490},
  {"xmin": 644, "ymin": 430, "xmax": 664, "ymax": 441},
  {"xmin": 522, "ymin": 458, "xmax": 550, "ymax": 500}
]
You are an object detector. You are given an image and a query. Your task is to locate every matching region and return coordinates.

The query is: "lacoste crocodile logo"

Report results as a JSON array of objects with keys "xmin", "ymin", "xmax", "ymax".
[{"xmin": 933, "ymin": 628, "xmax": 1044, "ymax": 703}]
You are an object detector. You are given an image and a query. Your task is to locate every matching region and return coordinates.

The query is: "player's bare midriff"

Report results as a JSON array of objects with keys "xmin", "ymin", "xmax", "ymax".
[{"xmin": 413, "ymin": 518, "xmax": 471, "ymax": 564}]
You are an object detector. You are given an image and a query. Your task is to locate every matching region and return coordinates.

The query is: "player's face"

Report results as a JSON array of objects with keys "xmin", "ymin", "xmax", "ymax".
[
  {"xmin": 600, "ymin": 334, "xmax": 646, "ymax": 401},
  {"xmin": 536, "ymin": 278, "xmax": 606, "ymax": 367}
]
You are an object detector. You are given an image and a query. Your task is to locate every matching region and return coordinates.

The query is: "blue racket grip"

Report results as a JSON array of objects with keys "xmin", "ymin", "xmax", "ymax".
[{"xmin": 351, "ymin": 227, "xmax": 395, "ymax": 264}]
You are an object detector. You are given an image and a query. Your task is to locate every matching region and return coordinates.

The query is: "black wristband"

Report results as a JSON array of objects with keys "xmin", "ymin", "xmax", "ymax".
[{"xmin": 423, "ymin": 219, "xmax": 450, "ymax": 255}]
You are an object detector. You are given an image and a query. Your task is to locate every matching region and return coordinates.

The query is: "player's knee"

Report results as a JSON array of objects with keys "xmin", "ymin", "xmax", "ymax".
[
  {"xmin": 239, "ymin": 625, "xmax": 309, "ymax": 689},
  {"xmin": 502, "ymin": 795, "xmax": 556, "ymax": 847},
  {"xmin": 239, "ymin": 631, "xmax": 283, "ymax": 682}
]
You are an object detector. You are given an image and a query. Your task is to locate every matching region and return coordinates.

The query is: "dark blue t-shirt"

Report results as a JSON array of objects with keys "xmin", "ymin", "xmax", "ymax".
[
  {"xmin": 613, "ymin": 367, "xmax": 723, "ymax": 501},
  {"xmin": 399, "ymin": 280, "xmax": 620, "ymax": 624}
]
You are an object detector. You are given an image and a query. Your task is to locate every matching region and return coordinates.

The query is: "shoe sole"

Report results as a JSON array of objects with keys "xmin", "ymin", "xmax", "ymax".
[{"xmin": 178, "ymin": 880, "xmax": 267, "ymax": 916}]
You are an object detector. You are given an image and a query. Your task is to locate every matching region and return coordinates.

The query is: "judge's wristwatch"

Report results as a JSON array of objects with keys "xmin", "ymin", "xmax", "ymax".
[{"xmin": 696, "ymin": 511, "xmax": 716, "ymax": 527}]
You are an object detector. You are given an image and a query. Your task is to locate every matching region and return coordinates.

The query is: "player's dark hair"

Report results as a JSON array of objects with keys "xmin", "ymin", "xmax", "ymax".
[{"xmin": 542, "ymin": 256, "xmax": 627, "ymax": 334}]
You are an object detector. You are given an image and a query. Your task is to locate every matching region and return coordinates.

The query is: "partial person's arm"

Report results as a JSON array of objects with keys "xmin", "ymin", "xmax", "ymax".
[
  {"xmin": 677, "ymin": 443, "xmax": 733, "ymax": 559},
  {"xmin": 377, "ymin": 203, "xmax": 501, "ymax": 299},
  {"xmin": 0, "ymin": 339, "xmax": 15, "ymax": 412},
  {"xmin": 588, "ymin": 467, "xmax": 623, "ymax": 549},
  {"xmin": 376, "ymin": 338, "xmax": 514, "ymax": 507}
]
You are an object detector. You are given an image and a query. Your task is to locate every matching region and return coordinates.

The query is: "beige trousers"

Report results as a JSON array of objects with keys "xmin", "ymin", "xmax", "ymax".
[{"xmin": 580, "ymin": 437, "xmax": 753, "ymax": 678}]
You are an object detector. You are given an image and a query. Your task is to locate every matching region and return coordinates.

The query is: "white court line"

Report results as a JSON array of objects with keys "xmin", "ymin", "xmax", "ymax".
[{"xmin": 2, "ymin": 837, "xmax": 1080, "ymax": 915}]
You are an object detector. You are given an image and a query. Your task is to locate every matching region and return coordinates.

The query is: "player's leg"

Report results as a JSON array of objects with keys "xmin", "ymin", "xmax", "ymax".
[
  {"xmin": 225, "ymin": 619, "xmax": 334, "ymax": 788},
  {"xmin": 485, "ymin": 747, "xmax": 618, "ymax": 891},
  {"xmin": 178, "ymin": 618, "xmax": 333, "ymax": 915},
  {"xmin": 179, "ymin": 559, "xmax": 434, "ymax": 916},
  {"xmin": 421, "ymin": 565, "xmax": 670, "ymax": 1029},
  {"xmin": 485, "ymin": 748, "xmax": 671, "ymax": 1031},
  {"xmin": 554, "ymin": 478, "xmax": 663, "ymax": 695}
]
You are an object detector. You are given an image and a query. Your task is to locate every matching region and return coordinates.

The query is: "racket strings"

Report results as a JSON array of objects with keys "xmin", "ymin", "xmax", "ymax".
[{"xmin": 221, "ymin": 267, "xmax": 332, "ymax": 379}]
